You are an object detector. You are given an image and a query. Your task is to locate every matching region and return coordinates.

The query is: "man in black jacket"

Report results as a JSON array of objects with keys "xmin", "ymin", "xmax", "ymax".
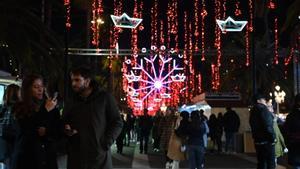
[
  {"xmin": 249, "ymin": 94, "xmax": 276, "ymax": 169},
  {"xmin": 138, "ymin": 109, "xmax": 153, "ymax": 154},
  {"xmin": 223, "ymin": 107, "xmax": 240, "ymax": 153},
  {"xmin": 63, "ymin": 66, "xmax": 123, "ymax": 169}
]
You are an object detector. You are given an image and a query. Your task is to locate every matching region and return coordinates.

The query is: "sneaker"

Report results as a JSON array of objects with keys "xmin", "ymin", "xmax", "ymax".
[{"xmin": 165, "ymin": 162, "xmax": 170, "ymax": 169}]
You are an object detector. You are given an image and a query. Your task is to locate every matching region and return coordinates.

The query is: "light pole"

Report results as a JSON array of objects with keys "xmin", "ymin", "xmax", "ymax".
[{"xmin": 273, "ymin": 85, "xmax": 286, "ymax": 114}]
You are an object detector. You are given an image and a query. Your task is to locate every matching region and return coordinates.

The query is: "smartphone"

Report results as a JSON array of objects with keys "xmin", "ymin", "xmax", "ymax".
[{"xmin": 53, "ymin": 92, "xmax": 58, "ymax": 100}]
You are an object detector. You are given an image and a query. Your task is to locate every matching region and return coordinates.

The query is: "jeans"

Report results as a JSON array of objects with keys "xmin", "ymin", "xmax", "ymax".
[
  {"xmin": 139, "ymin": 133, "xmax": 149, "ymax": 153},
  {"xmin": 187, "ymin": 145, "xmax": 205, "ymax": 169},
  {"xmin": 225, "ymin": 132, "xmax": 235, "ymax": 152},
  {"xmin": 255, "ymin": 143, "xmax": 275, "ymax": 169}
]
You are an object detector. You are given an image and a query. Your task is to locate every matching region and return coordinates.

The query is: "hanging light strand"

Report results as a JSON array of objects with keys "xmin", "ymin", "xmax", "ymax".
[
  {"xmin": 194, "ymin": 0, "xmax": 200, "ymax": 51},
  {"xmin": 64, "ymin": 0, "xmax": 71, "ymax": 28},
  {"xmin": 110, "ymin": 0, "xmax": 122, "ymax": 59},
  {"xmin": 91, "ymin": 0, "xmax": 104, "ymax": 47},
  {"xmin": 184, "ymin": 11, "xmax": 189, "ymax": 101},
  {"xmin": 131, "ymin": 0, "xmax": 139, "ymax": 55},
  {"xmin": 274, "ymin": 17, "xmax": 279, "ymax": 64},
  {"xmin": 151, "ymin": 0, "xmax": 158, "ymax": 46},
  {"xmin": 198, "ymin": 73, "xmax": 202, "ymax": 94},
  {"xmin": 213, "ymin": 0, "xmax": 221, "ymax": 90},
  {"xmin": 284, "ymin": 48, "xmax": 294, "ymax": 66},
  {"xmin": 235, "ymin": 1, "xmax": 242, "ymax": 16},
  {"xmin": 245, "ymin": 25, "xmax": 250, "ymax": 66},
  {"xmin": 201, "ymin": 0, "xmax": 207, "ymax": 61},
  {"xmin": 189, "ymin": 22, "xmax": 195, "ymax": 100},
  {"xmin": 248, "ymin": 0, "xmax": 253, "ymax": 32},
  {"xmin": 222, "ymin": 0, "xmax": 226, "ymax": 19}
]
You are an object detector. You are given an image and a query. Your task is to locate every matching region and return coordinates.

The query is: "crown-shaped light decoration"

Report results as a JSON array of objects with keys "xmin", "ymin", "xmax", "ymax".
[
  {"xmin": 216, "ymin": 16, "xmax": 248, "ymax": 32},
  {"xmin": 171, "ymin": 74, "xmax": 186, "ymax": 82},
  {"xmin": 125, "ymin": 71, "xmax": 141, "ymax": 82},
  {"xmin": 111, "ymin": 13, "xmax": 143, "ymax": 29}
]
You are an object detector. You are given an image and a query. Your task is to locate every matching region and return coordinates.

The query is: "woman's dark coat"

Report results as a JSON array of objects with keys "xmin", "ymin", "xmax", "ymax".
[{"xmin": 13, "ymin": 105, "xmax": 61, "ymax": 169}]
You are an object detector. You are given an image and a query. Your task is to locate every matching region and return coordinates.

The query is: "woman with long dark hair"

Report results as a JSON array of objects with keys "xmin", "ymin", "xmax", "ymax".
[{"xmin": 13, "ymin": 74, "xmax": 61, "ymax": 169}]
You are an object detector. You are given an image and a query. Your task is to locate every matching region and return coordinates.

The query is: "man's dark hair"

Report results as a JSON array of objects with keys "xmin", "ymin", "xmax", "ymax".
[
  {"xmin": 71, "ymin": 66, "xmax": 94, "ymax": 79},
  {"xmin": 70, "ymin": 65, "xmax": 98, "ymax": 88},
  {"xmin": 252, "ymin": 93, "xmax": 266, "ymax": 103}
]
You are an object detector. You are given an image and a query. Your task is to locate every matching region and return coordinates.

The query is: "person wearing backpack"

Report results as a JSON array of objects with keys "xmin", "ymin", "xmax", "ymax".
[
  {"xmin": 0, "ymin": 84, "xmax": 21, "ymax": 169},
  {"xmin": 186, "ymin": 110, "xmax": 206, "ymax": 169}
]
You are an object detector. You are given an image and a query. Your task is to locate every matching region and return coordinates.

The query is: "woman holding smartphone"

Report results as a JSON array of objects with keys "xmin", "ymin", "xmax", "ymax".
[{"xmin": 12, "ymin": 74, "xmax": 61, "ymax": 169}]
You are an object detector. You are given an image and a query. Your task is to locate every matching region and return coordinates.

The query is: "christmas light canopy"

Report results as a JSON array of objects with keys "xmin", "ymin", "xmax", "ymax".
[
  {"xmin": 111, "ymin": 13, "xmax": 143, "ymax": 29},
  {"xmin": 216, "ymin": 16, "xmax": 248, "ymax": 32}
]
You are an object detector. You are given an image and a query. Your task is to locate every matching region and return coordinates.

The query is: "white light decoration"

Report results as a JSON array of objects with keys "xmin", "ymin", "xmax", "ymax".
[
  {"xmin": 141, "ymin": 47, "xmax": 147, "ymax": 53},
  {"xmin": 154, "ymin": 81, "xmax": 163, "ymax": 89},
  {"xmin": 125, "ymin": 71, "xmax": 141, "ymax": 82},
  {"xmin": 216, "ymin": 16, "xmax": 248, "ymax": 32},
  {"xmin": 115, "ymin": 42, "xmax": 119, "ymax": 54},
  {"xmin": 110, "ymin": 13, "xmax": 143, "ymax": 29},
  {"xmin": 274, "ymin": 85, "xmax": 286, "ymax": 114}
]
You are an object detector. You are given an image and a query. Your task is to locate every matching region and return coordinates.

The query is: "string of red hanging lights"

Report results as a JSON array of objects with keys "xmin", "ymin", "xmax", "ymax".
[
  {"xmin": 194, "ymin": 0, "xmax": 200, "ymax": 51},
  {"xmin": 274, "ymin": 17, "xmax": 279, "ymax": 64},
  {"xmin": 213, "ymin": 0, "xmax": 221, "ymax": 90},
  {"xmin": 62, "ymin": 0, "xmax": 295, "ymax": 112},
  {"xmin": 201, "ymin": 0, "xmax": 207, "ymax": 61},
  {"xmin": 245, "ymin": 25, "xmax": 250, "ymax": 66},
  {"xmin": 151, "ymin": 0, "xmax": 158, "ymax": 47},
  {"xmin": 189, "ymin": 22, "xmax": 195, "ymax": 100},
  {"xmin": 91, "ymin": 0, "xmax": 104, "ymax": 47},
  {"xmin": 184, "ymin": 11, "xmax": 188, "ymax": 100},
  {"xmin": 64, "ymin": 0, "xmax": 71, "ymax": 29}
]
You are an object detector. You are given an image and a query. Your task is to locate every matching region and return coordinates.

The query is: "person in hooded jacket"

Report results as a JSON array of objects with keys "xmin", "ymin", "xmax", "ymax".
[
  {"xmin": 186, "ymin": 110, "xmax": 206, "ymax": 169},
  {"xmin": 63, "ymin": 66, "xmax": 123, "ymax": 169},
  {"xmin": 249, "ymin": 93, "xmax": 276, "ymax": 169}
]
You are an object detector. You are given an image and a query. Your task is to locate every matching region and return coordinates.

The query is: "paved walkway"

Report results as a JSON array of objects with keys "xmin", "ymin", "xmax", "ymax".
[{"xmin": 58, "ymin": 141, "xmax": 288, "ymax": 169}]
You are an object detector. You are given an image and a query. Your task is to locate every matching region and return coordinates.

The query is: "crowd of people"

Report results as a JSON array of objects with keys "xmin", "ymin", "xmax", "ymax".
[
  {"xmin": 0, "ymin": 66, "xmax": 300, "ymax": 169},
  {"xmin": 0, "ymin": 66, "xmax": 123, "ymax": 169},
  {"xmin": 113, "ymin": 106, "xmax": 240, "ymax": 169}
]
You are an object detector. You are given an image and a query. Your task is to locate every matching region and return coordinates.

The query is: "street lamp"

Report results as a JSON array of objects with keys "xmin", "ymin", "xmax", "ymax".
[{"xmin": 273, "ymin": 85, "xmax": 286, "ymax": 114}]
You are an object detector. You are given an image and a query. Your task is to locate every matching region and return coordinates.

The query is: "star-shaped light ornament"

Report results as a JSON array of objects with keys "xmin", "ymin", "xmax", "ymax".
[
  {"xmin": 111, "ymin": 13, "xmax": 143, "ymax": 29},
  {"xmin": 216, "ymin": 16, "xmax": 248, "ymax": 32}
]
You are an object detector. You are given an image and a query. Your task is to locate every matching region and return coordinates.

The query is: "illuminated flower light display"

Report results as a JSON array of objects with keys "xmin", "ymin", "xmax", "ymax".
[{"xmin": 123, "ymin": 46, "xmax": 186, "ymax": 115}]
